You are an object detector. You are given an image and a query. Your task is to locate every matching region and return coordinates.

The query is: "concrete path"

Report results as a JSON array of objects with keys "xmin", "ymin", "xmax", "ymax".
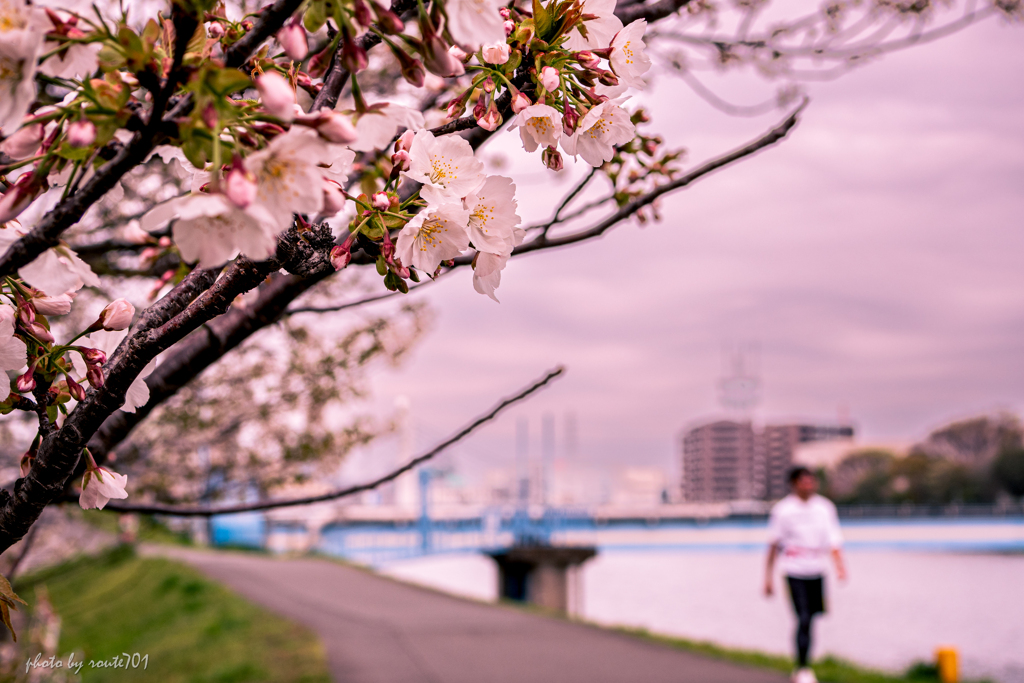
[{"xmin": 145, "ymin": 546, "xmax": 788, "ymax": 683}]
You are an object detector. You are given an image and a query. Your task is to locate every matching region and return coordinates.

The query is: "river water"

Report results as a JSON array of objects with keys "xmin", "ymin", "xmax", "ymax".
[{"xmin": 378, "ymin": 546, "xmax": 1024, "ymax": 682}]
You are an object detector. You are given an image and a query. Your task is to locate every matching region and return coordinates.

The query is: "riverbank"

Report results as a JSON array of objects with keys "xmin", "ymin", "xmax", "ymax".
[{"xmin": 8, "ymin": 545, "xmax": 330, "ymax": 682}]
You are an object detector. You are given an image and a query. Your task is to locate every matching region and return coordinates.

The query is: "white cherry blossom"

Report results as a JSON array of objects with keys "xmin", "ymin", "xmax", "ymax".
[
  {"xmin": 561, "ymin": 99, "xmax": 635, "ymax": 166},
  {"xmin": 403, "ymin": 130, "xmax": 485, "ymax": 203},
  {"xmin": 0, "ymin": 305, "xmax": 27, "ymax": 400},
  {"xmin": 0, "ymin": 0, "xmax": 44, "ymax": 133},
  {"xmin": 515, "ymin": 104, "xmax": 561, "ymax": 152},
  {"xmin": 472, "ymin": 220, "xmax": 524, "ymax": 301},
  {"xmin": 396, "ymin": 202, "xmax": 470, "ymax": 273},
  {"xmin": 39, "ymin": 33, "xmax": 100, "ymax": 80},
  {"xmin": 0, "ymin": 225, "xmax": 100, "ymax": 295},
  {"xmin": 142, "ymin": 193, "xmax": 279, "ymax": 268},
  {"xmin": 472, "ymin": 251, "xmax": 508, "ymax": 302},
  {"xmin": 348, "ymin": 103, "xmax": 425, "ymax": 153},
  {"xmin": 564, "ymin": 0, "xmax": 623, "ymax": 52},
  {"xmin": 446, "ymin": 0, "xmax": 505, "ymax": 50},
  {"xmin": 245, "ymin": 128, "xmax": 334, "ymax": 230},
  {"xmin": 610, "ymin": 20, "xmax": 651, "ymax": 88},
  {"xmin": 464, "ymin": 175, "xmax": 520, "ymax": 255},
  {"xmin": 79, "ymin": 466, "xmax": 129, "ymax": 510}
]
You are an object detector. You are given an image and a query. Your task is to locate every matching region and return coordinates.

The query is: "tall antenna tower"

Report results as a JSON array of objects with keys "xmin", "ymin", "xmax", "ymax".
[{"xmin": 718, "ymin": 342, "xmax": 761, "ymax": 414}]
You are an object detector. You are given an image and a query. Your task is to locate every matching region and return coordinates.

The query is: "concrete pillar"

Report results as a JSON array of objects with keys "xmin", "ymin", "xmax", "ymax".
[{"xmin": 488, "ymin": 546, "xmax": 597, "ymax": 614}]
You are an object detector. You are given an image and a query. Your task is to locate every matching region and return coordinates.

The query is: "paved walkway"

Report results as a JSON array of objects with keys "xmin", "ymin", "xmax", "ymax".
[{"xmin": 146, "ymin": 547, "xmax": 788, "ymax": 683}]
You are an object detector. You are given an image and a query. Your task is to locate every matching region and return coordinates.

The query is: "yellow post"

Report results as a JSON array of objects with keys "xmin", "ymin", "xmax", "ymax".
[{"xmin": 936, "ymin": 647, "xmax": 958, "ymax": 683}]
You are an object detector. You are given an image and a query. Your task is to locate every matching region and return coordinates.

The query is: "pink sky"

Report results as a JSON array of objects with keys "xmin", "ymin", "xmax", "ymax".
[{"xmin": 351, "ymin": 14, "xmax": 1024, "ymax": 479}]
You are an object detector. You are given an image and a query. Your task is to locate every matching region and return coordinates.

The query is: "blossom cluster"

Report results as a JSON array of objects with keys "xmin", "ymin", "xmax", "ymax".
[{"xmin": 0, "ymin": 0, "xmax": 655, "ymax": 508}]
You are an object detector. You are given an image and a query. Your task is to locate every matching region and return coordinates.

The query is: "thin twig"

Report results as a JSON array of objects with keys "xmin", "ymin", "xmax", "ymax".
[
  {"xmin": 95, "ymin": 367, "xmax": 566, "ymax": 516},
  {"xmin": 284, "ymin": 268, "xmax": 452, "ymax": 316},
  {"xmin": 507, "ymin": 100, "xmax": 807, "ymax": 258},
  {"xmin": 5, "ymin": 522, "xmax": 40, "ymax": 581}
]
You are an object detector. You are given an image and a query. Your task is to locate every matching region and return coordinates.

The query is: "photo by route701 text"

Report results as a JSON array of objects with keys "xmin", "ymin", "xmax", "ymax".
[{"xmin": 25, "ymin": 651, "xmax": 149, "ymax": 674}]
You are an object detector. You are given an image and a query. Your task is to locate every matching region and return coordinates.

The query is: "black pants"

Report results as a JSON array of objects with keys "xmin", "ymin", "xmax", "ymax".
[{"xmin": 786, "ymin": 576, "xmax": 825, "ymax": 667}]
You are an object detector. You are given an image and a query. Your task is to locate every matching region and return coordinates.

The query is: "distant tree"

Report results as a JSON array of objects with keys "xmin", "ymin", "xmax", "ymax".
[{"xmin": 992, "ymin": 449, "xmax": 1024, "ymax": 498}]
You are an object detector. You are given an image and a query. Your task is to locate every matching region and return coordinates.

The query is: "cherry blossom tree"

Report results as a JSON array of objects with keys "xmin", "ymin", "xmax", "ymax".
[{"xmin": 0, "ymin": 0, "xmax": 1018, "ymax": 636}]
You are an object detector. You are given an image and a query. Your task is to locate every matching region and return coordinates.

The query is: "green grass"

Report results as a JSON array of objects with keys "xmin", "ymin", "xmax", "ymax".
[
  {"xmin": 615, "ymin": 627, "xmax": 990, "ymax": 683},
  {"xmin": 75, "ymin": 509, "xmax": 194, "ymax": 546},
  {"xmin": 14, "ymin": 545, "xmax": 330, "ymax": 683}
]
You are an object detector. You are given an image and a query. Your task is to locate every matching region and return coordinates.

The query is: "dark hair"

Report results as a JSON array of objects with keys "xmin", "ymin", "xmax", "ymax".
[{"xmin": 788, "ymin": 466, "xmax": 813, "ymax": 484}]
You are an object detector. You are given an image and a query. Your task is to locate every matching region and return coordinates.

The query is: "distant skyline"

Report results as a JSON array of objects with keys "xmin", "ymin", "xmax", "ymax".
[{"xmin": 338, "ymin": 16, "xmax": 1024, "ymax": 484}]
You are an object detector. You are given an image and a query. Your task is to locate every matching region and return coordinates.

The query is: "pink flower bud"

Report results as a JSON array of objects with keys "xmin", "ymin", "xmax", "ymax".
[
  {"xmin": 542, "ymin": 146, "xmax": 563, "ymax": 171},
  {"xmin": 25, "ymin": 321, "xmax": 54, "ymax": 343},
  {"xmin": 207, "ymin": 22, "xmax": 225, "ymax": 38},
  {"xmin": 562, "ymin": 108, "xmax": 579, "ymax": 136},
  {"xmin": 481, "ymin": 42, "xmax": 510, "ymax": 65},
  {"xmin": 476, "ymin": 101, "xmax": 502, "ymax": 132},
  {"xmin": 482, "ymin": 76, "xmax": 495, "ymax": 93},
  {"xmin": 277, "ymin": 21, "xmax": 308, "ymax": 61},
  {"xmin": 576, "ymin": 51, "xmax": 600, "ymax": 68},
  {"xmin": 98, "ymin": 298, "xmax": 135, "ymax": 331},
  {"xmin": 330, "ymin": 244, "xmax": 351, "ymax": 271},
  {"xmin": 372, "ymin": 192, "xmax": 390, "ymax": 211},
  {"xmin": 314, "ymin": 111, "xmax": 358, "ymax": 144},
  {"xmin": 86, "ymin": 364, "xmax": 104, "ymax": 389},
  {"xmin": 395, "ymin": 130, "xmax": 415, "ymax": 153},
  {"xmin": 372, "ymin": 1, "xmax": 404, "ymax": 33},
  {"xmin": 539, "ymin": 66, "xmax": 560, "ymax": 92},
  {"xmin": 16, "ymin": 371, "xmax": 35, "ymax": 393},
  {"xmin": 598, "ymin": 70, "xmax": 619, "ymax": 87},
  {"xmin": 423, "ymin": 32, "xmax": 463, "ymax": 77},
  {"xmin": 0, "ymin": 122, "xmax": 43, "ymax": 159},
  {"xmin": 139, "ymin": 246, "xmax": 160, "ymax": 266},
  {"xmin": 448, "ymin": 45, "xmax": 468, "ymax": 62},
  {"xmin": 393, "ymin": 47, "xmax": 426, "ymax": 88},
  {"xmin": 511, "ymin": 90, "xmax": 531, "ymax": 114},
  {"xmin": 0, "ymin": 173, "xmax": 43, "ymax": 224},
  {"xmin": 67, "ymin": 119, "xmax": 97, "ymax": 148},
  {"xmin": 67, "ymin": 376, "xmax": 86, "ymax": 401},
  {"xmin": 17, "ymin": 303, "xmax": 34, "ymax": 326},
  {"xmin": 224, "ymin": 157, "xmax": 257, "ymax": 208},
  {"xmin": 341, "ymin": 33, "xmax": 369, "ymax": 73},
  {"xmin": 390, "ymin": 149, "xmax": 411, "ymax": 174},
  {"xmin": 81, "ymin": 347, "xmax": 106, "ymax": 365},
  {"xmin": 504, "ymin": 19, "xmax": 515, "ymax": 36},
  {"xmin": 352, "ymin": 0, "xmax": 374, "ymax": 29},
  {"xmin": 499, "ymin": 7, "xmax": 511, "ymax": 18},
  {"xmin": 446, "ymin": 97, "xmax": 467, "ymax": 119},
  {"xmin": 33, "ymin": 294, "xmax": 73, "ymax": 316},
  {"xmin": 322, "ymin": 179, "xmax": 345, "ymax": 215},
  {"xmin": 255, "ymin": 72, "xmax": 296, "ymax": 122}
]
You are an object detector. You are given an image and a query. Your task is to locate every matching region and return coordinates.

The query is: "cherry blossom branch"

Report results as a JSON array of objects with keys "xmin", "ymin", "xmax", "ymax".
[
  {"xmin": 90, "ymin": 366, "xmax": 565, "ymax": 515},
  {"xmin": 616, "ymin": 0, "xmax": 698, "ymax": 24},
  {"xmin": 0, "ymin": 222, "xmax": 342, "ymax": 552},
  {"xmin": 224, "ymin": 0, "xmax": 308, "ymax": 69},
  {"xmin": 310, "ymin": 0, "xmax": 418, "ymax": 112},
  {"xmin": 0, "ymin": 8, "xmax": 199, "ymax": 282},
  {"xmin": 466, "ymin": 100, "xmax": 807, "ymax": 262},
  {"xmin": 0, "ymin": 0, "xmax": 310, "ymax": 283},
  {"xmin": 73, "ymin": 103, "xmax": 803, "ymax": 481},
  {"xmin": 83, "ymin": 270, "xmax": 325, "ymax": 467}
]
